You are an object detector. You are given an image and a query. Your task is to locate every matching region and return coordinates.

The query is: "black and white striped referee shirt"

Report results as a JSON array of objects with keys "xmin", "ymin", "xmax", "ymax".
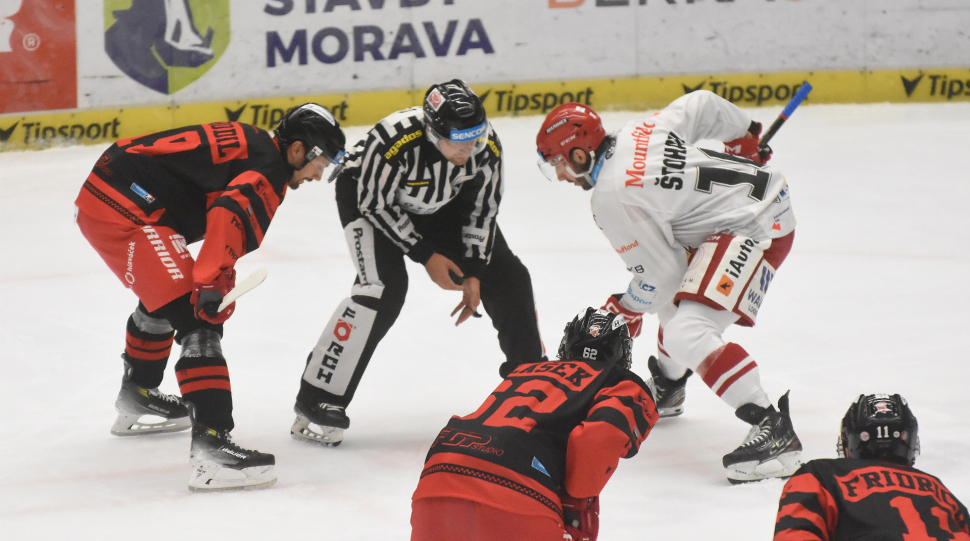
[{"xmin": 341, "ymin": 106, "xmax": 504, "ymax": 276}]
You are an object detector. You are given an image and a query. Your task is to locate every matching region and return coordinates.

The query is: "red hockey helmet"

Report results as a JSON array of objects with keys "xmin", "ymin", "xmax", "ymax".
[{"xmin": 536, "ymin": 103, "xmax": 606, "ymax": 185}]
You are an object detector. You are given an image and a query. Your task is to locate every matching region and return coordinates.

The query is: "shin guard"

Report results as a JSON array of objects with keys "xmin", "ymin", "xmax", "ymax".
[
  {"xmin": 301, "ymin": 297, "xmax": 377, "ymax": 399},
  {"xmin": 175, "ymin": 328, "xmax": 233, "ymax": 432},
  {"xmin": 123, "ymin": 307, "xmax": 175, "ymax": 389}
]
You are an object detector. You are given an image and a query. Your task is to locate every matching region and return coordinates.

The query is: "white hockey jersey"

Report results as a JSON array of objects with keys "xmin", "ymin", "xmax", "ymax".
[{"xmin": 589, "ymin": 90, "xmax": 796, "ymax": 314}]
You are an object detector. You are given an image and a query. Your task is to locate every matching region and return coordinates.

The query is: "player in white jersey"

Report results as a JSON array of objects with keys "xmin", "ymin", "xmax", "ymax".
[{"xmin": 536, "ymin": 90, "xmax": 802, "ymax": 483}]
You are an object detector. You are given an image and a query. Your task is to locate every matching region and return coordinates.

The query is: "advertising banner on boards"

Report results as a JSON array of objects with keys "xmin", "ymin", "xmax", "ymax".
[
  {"xmin": 63, "ymin": 0, "xmax": 969, "ymax": 111},
  {"xmin": 0, "ymin": 0, "xmax": 77, "ymax": 114}
]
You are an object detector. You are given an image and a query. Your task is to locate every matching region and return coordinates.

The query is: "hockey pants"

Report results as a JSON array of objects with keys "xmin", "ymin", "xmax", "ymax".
[{"xmin": 298, "ymin": 186, "xmax": 544, "ymax": 409}]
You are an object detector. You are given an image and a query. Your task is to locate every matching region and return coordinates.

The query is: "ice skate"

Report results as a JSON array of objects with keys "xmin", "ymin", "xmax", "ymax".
[
  {"xmin": 110, "ymin": 363, "xmax": 191, "ymax": 436},
  {"xmin": 290, "ymin": 399, "xmax": 349, "ymax": 447},
  {"xmin": 722, "ymin": 391, "xmax": 803, "ymax": 484},
  {"xmin": 188, "ymin": 424, "xmax": 276, "ymax": 492},
  {"xmin": 647, "ymin": 356, "xmax": 692, "ymax": 418}
]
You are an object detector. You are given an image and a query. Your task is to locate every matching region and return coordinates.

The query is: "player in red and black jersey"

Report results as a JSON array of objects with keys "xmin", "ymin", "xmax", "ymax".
[
  {"xmin": 411, "ymin": 308, "xmax": 658, "ymax": 541},
  {"xmin": 74, "ymin": 104, "xmax": 345, "ymax": 491},
  {"xmin": 775, "ymin": 394, "xmax": 969, "ymax": 540}
]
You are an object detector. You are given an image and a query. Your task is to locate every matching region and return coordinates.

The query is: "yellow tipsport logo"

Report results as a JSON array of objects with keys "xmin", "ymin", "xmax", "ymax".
[
  {"xmin": 4, "ymin": 67, "xmax": 968, "ymax": 152},
  {"xmin": 384, "ymin": 129, "xmax": 423, "ymax": 160}
]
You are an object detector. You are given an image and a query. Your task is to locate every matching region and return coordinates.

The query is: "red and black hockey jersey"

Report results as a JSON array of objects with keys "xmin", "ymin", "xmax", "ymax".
[
  {"xmin": 775, "ymin": 458, "xmax": 970, "ymax": 541},
  {"xmin": 79, "ymin": 122, "xmax": 290, "ymax": 283},
  {"xmin": 413, "ymin": 359, "xmax": 657, "ymax": 522}
]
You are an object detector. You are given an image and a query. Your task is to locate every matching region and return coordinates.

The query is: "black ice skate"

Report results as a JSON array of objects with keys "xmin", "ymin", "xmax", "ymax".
[
  {"xmin": 110, "ymin": 361, "xmax": 191, "ymax": 436},
  {"xmin": 188, "ymin": 424, "xmax": 276, "ymax": 492},
  {"xmin": 722, "ymin": 391, "xmax": 803, "ymax": 484},
  {"xmin": 647, "ymin": 356, "xmax": 692, "ymax": 418},
  {"xmin": 290, "ymin": 399, "xmax": 350, "ymax": 447}
]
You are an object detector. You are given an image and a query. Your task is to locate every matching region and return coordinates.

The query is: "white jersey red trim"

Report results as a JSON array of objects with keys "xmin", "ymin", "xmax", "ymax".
[{"xmin": 590, "ymin": 90, "xmax": 796, "ymax": 314}]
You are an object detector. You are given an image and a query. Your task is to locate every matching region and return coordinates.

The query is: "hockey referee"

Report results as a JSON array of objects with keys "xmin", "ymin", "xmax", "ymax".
[{"xmin": 290, "ymin": 79, "xmax": 545, "ymax": 446}]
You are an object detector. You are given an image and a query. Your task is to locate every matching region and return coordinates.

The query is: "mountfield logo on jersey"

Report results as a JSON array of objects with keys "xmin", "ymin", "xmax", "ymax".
[
  {"xmin": 624, "ymin": 121, "xmax": 654, "ymax": 188},
  {"xmin": 104, "ymin": 0, "xmax": 229, "ymax": 94}
]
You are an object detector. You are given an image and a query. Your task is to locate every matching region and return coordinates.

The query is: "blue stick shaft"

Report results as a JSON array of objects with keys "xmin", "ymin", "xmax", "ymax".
[
  {"xmin": 781, "ymin": 83, "xmax": 813, "ymax": 119},
  {"xmin": 759, "ymin": 82, "xmax": 813, "ymax": 152}
]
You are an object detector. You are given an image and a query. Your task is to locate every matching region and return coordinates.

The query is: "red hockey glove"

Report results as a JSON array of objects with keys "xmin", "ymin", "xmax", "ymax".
[
  {"xmin": 562, "ymin": 495, "xmax": 599, "ymax": 541},
  {"xmin": 724, "ymin": 121, "xmax": 771, "ymax": 164},
  {"xmin": 190, "ymin": 268, "xmax": 236, "ymax": 324},
  {"xmin": 601, "ymin": 293, "xmax": 644, "ymax": 339}
]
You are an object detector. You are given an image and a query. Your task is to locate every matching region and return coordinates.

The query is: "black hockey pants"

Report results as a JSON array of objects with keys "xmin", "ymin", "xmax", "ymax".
[{"xmin": 297, "ymin": 178, "xmax": 545, "ymax": 409}]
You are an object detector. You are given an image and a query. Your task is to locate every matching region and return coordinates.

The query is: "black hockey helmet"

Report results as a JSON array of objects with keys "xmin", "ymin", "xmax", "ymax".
[
  {"xmin": 274, "ymin": 103, "xmax": 346, "ymax": 170},
  {"xmin": 423, "ymin": 79, "xmax": 488, "ymax": 145},
  {"xmin": 557, "ymin": 307, "xmax": 633, "ymax": 369},
  {"xmin": 837, "ymin": 393, "xmax": 920, "ymax": 466}
]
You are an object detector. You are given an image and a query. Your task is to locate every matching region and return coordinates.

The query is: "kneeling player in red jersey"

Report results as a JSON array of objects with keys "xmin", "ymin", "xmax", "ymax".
[
  {"xmin": 775, "ymin": 394, "xmax": 969, "ymax": 540},
  {"xmin": 410, "ymin": 308, "xmax": 658, "ymax": 541},
  {"xmin": 75, "ymin": 104, "xmax": 345, "ymax": 491}
]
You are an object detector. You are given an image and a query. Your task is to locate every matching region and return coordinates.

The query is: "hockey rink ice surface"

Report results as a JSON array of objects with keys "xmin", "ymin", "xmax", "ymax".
[{"xmin": 2, "ymin": 102, "xmax": 969, "ymax": 539}]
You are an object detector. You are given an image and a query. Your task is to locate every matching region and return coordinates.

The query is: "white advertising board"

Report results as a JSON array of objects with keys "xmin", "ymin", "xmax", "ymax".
[{"xmin": 73, "ymin": 0, "xmax": 970, "ymax": 110}]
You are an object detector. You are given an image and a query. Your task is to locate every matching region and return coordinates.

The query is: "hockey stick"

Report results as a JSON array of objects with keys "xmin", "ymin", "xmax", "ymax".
[
  {"xmin": 758, "ymin": 82, "xmax": 813, "ymax": 161},
  {"xmin": 217, "ymin": 268, "xmax": 268, "ymax": 312}
]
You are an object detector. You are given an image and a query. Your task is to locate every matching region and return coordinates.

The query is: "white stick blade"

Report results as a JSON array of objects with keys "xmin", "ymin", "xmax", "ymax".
[{"xmin": 218, "ymin": 268, "xmax": 268, "ymax": 312}]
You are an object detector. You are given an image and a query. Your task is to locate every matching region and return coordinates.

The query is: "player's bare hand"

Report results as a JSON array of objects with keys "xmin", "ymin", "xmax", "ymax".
[
  {"xmin": 425, "ymin": 253, "xmax": 464, "ymax": 291},
  {"xmin": 450, "ymin": 277, "xmax": 481, "ymax": 326}
]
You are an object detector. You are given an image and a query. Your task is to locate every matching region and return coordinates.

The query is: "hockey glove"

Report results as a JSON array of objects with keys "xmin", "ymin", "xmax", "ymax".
[
  {"xmin": 562, "ymin": 495, "xmax": 599, "ymax": 541},
  {"xmin": 724, "ymin": 121, "xmax": 771, "ymax": 164},
  {"xmin": 601, "ymin": 293, "xmax": 644, "ymax": 339},
  {"xmin": 191, "ymin": 268, "xmax": 236, "ymax": 324}
]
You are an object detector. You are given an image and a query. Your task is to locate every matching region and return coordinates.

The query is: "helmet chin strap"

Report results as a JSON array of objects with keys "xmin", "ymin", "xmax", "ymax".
[{"xmin": 568, "ymin": 149, "xmax": 599, "ymax": 187}]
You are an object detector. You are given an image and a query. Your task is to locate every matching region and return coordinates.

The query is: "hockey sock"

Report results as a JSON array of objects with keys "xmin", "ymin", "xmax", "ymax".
[
  {"xmin": 696, "ymin": 343, "xmax": 771, "ymax": 410},
  {"xmin": 124, "ymin": 309, "xmax": 175, "ymax": 389},
  {"xmin": 176, "ymin": 329, "xmax": 233, "ymax": 432},
  {"xmin": 655, "ymin": 325, "xmax": 690, "ymax": 380}
]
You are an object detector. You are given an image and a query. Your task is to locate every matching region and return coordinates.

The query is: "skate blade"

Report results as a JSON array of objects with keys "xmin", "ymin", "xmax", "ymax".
[
  {"xmin": 726, "ymin": 450, "xmax": 803, "ymax": 484},
  {"xmin": 111, "ymin": 411, "xmax": 191, "ymax": 436},
  {"xmin": 188, "ymin": 464, "xmax": 277, "ymax": 492},
  {"xmin": 290, "ymin": 415, "xmax": 343, "ymax": 447},
  {"xmin": 657, "ymin": 405, "xmax": 684, "ymax": 418}
]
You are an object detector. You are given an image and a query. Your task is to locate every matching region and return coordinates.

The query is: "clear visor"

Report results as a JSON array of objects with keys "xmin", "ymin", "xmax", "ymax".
[
  {"xmin": 305, "ymin": 145, "xmax": 345, "ymax": 165},
  {"xmin": 537, "ymin": 152, "xmax": 584, "ymax": 182}
]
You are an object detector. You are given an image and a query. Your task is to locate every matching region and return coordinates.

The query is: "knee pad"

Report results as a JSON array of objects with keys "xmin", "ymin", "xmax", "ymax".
[
  {"xmin": 132, "ymin": 304, "xmax": 174, "ymax": 334},
  {"xmin": 302, "ymin": 297, "xmax": 377, "ymax": 396}
]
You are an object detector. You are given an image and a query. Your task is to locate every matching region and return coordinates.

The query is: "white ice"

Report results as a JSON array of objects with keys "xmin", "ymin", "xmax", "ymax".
[{"xmin": 2, "ymin": 102, "xmax": 969, "ymax": 540}]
